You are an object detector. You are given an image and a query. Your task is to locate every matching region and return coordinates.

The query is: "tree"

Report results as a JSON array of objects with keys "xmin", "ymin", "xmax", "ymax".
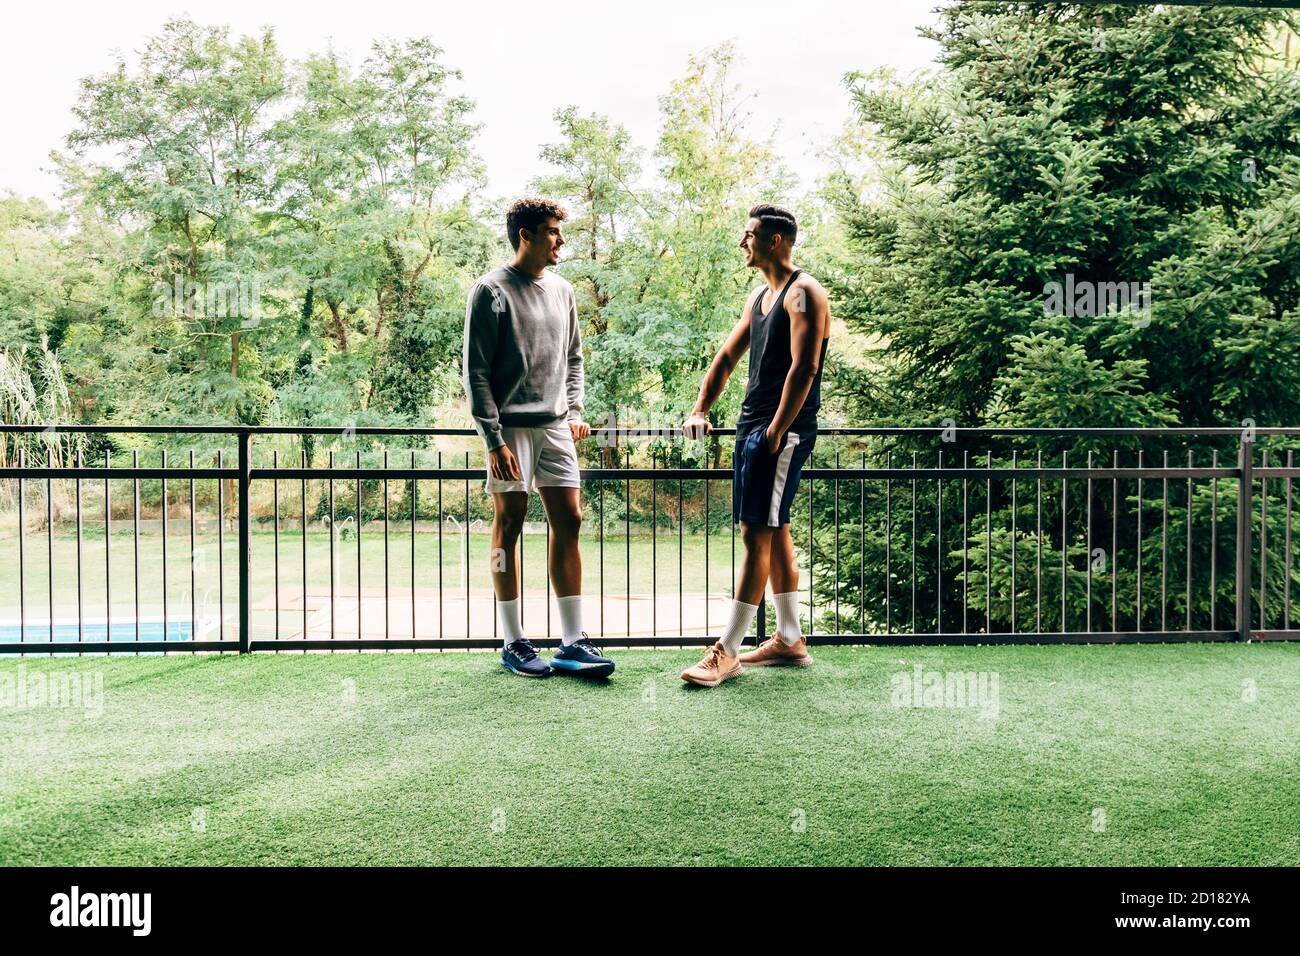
[
  {"xmin": 534, "ymin": 45, "xmax": 796, "ymax": 464},
  {"xmin": 65, "ymin": 18, "xmax": 288, "ymax": 424},
  {"xmin": 268, "ymin": 40, "xmax": 489, "ymax": 427},
  {"xmin": 814, "ymin": 2, "xmax": 1300, "ymax": 635},
  {"xmin": 0, "ymin": 197, "xmax": 71, "ymax": 353},
  {"xmin": 835, "ymin": 2, "xmax": 1300, "ymax": 432},
  {"xmin": 533, "ymin": 106, "xmax": 645, "ymax": 332},
  {"xmin": 643, "ymin": 43, "xmax": 796, "ymax": 431}
]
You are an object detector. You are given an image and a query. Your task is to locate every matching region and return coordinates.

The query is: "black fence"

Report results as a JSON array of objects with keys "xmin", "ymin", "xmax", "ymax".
[{"xmin": 0, "ymin": 424, "xmax": 1297, "ymax": 654}]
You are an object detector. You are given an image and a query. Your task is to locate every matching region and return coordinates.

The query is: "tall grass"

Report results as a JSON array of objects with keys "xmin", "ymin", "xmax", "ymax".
[{"xmin": 0, "ymin": 336, "xmax": 84, "ymax": 517}]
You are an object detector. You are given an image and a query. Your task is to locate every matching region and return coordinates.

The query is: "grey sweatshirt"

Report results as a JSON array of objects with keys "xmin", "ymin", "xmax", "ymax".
[{"xmin": 462, "ymin": 264, "xmax": 584, "ymax": 451}]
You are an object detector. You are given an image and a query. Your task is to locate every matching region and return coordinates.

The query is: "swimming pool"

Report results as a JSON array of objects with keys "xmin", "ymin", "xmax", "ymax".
[{"xmin": 0, "ymin": 620, "xmax": 194, "ymax": 642}]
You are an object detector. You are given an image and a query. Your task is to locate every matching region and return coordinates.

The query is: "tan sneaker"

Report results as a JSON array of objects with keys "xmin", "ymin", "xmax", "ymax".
[
  {"xmin": 738, "ymin": 636, "xmax": 813, "ymax": 667},
  {"xmin": 680, "ymin": 641, "xmax": 742, "ymax": 687}
]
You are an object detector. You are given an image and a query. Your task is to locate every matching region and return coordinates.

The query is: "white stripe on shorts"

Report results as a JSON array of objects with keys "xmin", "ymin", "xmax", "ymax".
[{"xmin": 767, "ymin": 433, "xmax": 801, "ymax": 526}]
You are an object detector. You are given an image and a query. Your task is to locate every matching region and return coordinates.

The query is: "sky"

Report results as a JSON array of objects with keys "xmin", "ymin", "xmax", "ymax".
[{"xmin": 0, "ymin": 0, "xmax": 946, "ymax": 205}]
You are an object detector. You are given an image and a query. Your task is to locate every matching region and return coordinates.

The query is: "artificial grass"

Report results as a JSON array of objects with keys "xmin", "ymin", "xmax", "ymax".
[{"xmin": 0, "ymin": 643, "xmax": 1296, "ymax": 865}]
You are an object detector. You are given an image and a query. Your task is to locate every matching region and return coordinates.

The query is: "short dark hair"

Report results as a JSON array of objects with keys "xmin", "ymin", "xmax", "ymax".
[
  {"xmin": 749, "ymin": 203, "xmax": 797, "ymax": 244},
  {"xmin": 506, "ymin": 197, "xmax": 568, "ymax": 251}
]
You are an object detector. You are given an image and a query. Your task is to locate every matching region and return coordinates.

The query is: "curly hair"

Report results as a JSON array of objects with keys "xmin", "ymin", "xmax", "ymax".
[{"xmin": 506, "ymin": 197, "xmax": 568, "ymax": 251}]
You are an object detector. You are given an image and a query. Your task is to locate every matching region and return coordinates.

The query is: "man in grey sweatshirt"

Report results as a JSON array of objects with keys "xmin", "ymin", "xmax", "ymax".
[{"xmin": 463, "ymin": 197, "xmax": 613, "ymax": 679}]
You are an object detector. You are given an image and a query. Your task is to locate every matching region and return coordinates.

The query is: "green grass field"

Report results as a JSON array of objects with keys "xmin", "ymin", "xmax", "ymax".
[
  {"xmin": 0, "ymin": 528, "xmax": 726, "ymax": 623},
  {"xmin": 1, "ymin": 643, "xmax": 1296, "ymax": 865}
]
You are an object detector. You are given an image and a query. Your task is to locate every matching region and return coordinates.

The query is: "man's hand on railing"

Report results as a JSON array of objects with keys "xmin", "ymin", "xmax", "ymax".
[
  {"xmin": 682, "ymin": 413, "xmax": 712, "ymax": 441},
  {"xmin": 568, "ymin": 419, "xmax": 591, "ymax": 441},
  {"xmin": 489, "ymin": 445, "xmax": 522, "ymax": 481}
]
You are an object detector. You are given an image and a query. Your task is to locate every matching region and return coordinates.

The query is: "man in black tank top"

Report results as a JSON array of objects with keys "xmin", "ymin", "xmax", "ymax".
[{"xmin": 680, "ymin": 204, "xmax": 832, "ymax": 687}]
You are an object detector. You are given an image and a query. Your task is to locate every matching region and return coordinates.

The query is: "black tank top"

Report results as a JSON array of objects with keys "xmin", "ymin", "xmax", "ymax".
[{"xmin": 735, "ymin": 269, "xmax": 828, "ymax": 439}]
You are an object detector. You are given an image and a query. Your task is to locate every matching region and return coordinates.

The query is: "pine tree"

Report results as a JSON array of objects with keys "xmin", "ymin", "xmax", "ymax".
[
  {"xmin": 832, "ymin": 2, "xmax": 1300, "ymax": 433},
  {"xmin": 814, "ymin": 3, "xmax": 1300, "ymax": 636}
]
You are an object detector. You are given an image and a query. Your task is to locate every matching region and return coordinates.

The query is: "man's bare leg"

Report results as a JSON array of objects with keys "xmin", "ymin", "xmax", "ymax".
[
  {"xmin": 768, "ymin": 523, "xmax": 798, "ymax": 596},
  {"xmin": 491, "ymin": 492, "xmax": 528, "ymax": 646},
  {"xmin": 735, "ymin": 522, "xmax": 774, "ymax": 606},
  {"xmin": 738, "ymin": 524, "xmax": 813, "ymax": 666},
  {"xmin": 538, "ymin": 485, "xmax": 614, "ymax": 675},
  {"xmin": 538, "ymin": 486, "xmax": 586, "ymax": 645},
  {"xmin": 538, "ymin": 486, "xmax": 582, "ymax": 597},
  {"xmin": 768, "ymin": 525, "xmax": 806, "ymax": 645},
  {"xmin": 490, "ymin": 492, "xmax": 528, "ymax": 599}
]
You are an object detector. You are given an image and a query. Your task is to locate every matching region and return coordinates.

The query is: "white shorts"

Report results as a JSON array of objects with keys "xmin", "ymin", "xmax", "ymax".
[{"xmin": 484, "ymin": 420, "xmax": 582, "ymax": 495}]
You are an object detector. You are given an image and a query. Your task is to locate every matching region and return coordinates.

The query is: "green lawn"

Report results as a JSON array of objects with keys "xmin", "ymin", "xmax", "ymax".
[
  {"xmin": 1, "ymin": 528, "xmax": 727, "ymax": 602},
  {"xmin": 0, "ymin": 529, "xmax": 740, "ymax": 638},
  {"xmin": 1, "ymin": 643, "xmax": 1296, "ymax": 865}
]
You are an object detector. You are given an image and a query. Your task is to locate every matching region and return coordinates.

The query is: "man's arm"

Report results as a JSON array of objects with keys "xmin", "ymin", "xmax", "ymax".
[
  {"xmin": 564, "ymin": 286, "xmax": 590, "ymax": 439},
  {"xmin": 763, "ymin": 277, "xmax": 828, "ymax": 450},
  {"xmin": 683, "ymin": 288, "xmax": 760, "ymax": 438},
  {"xmin": 463, "ymin": 281, "xmax": 506, "ymax": 452}
]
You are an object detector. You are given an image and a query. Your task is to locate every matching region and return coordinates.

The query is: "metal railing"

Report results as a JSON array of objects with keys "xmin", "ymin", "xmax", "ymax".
[{"xmin": 0, "ymin": 424, "xmax": 1297, "ymax": 654}]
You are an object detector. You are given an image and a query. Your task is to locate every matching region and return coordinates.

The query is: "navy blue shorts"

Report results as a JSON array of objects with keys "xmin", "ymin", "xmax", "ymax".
[{"xmin": 732, "ymin": 424, "xmax": 817, "ymax": 527}]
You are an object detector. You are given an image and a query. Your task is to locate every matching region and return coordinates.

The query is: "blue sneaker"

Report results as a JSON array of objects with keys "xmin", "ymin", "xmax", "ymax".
[
  {"xmin": 502, "ymin": 639, "xmax": 551, "ymax": 678},
  {"xmin": 550, "ymin": 634, "xmax": 615, "ymax": 678}
]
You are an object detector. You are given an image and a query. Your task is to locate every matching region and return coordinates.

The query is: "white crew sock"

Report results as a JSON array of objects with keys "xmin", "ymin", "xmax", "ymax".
[
  {"xmin": 497, "ymin": 597, "xmax": 524, "ymax": 648},
  {"xmin": 720, "ymin": 599, "xmax": 760, "ymax": 657},
  {"xmin": 773, "ymin": 591, "xmax": 803, "ymax": 646},
  {"xmin": 557, "ymin": 594, "xmax": 584, "ymax": 646}
]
